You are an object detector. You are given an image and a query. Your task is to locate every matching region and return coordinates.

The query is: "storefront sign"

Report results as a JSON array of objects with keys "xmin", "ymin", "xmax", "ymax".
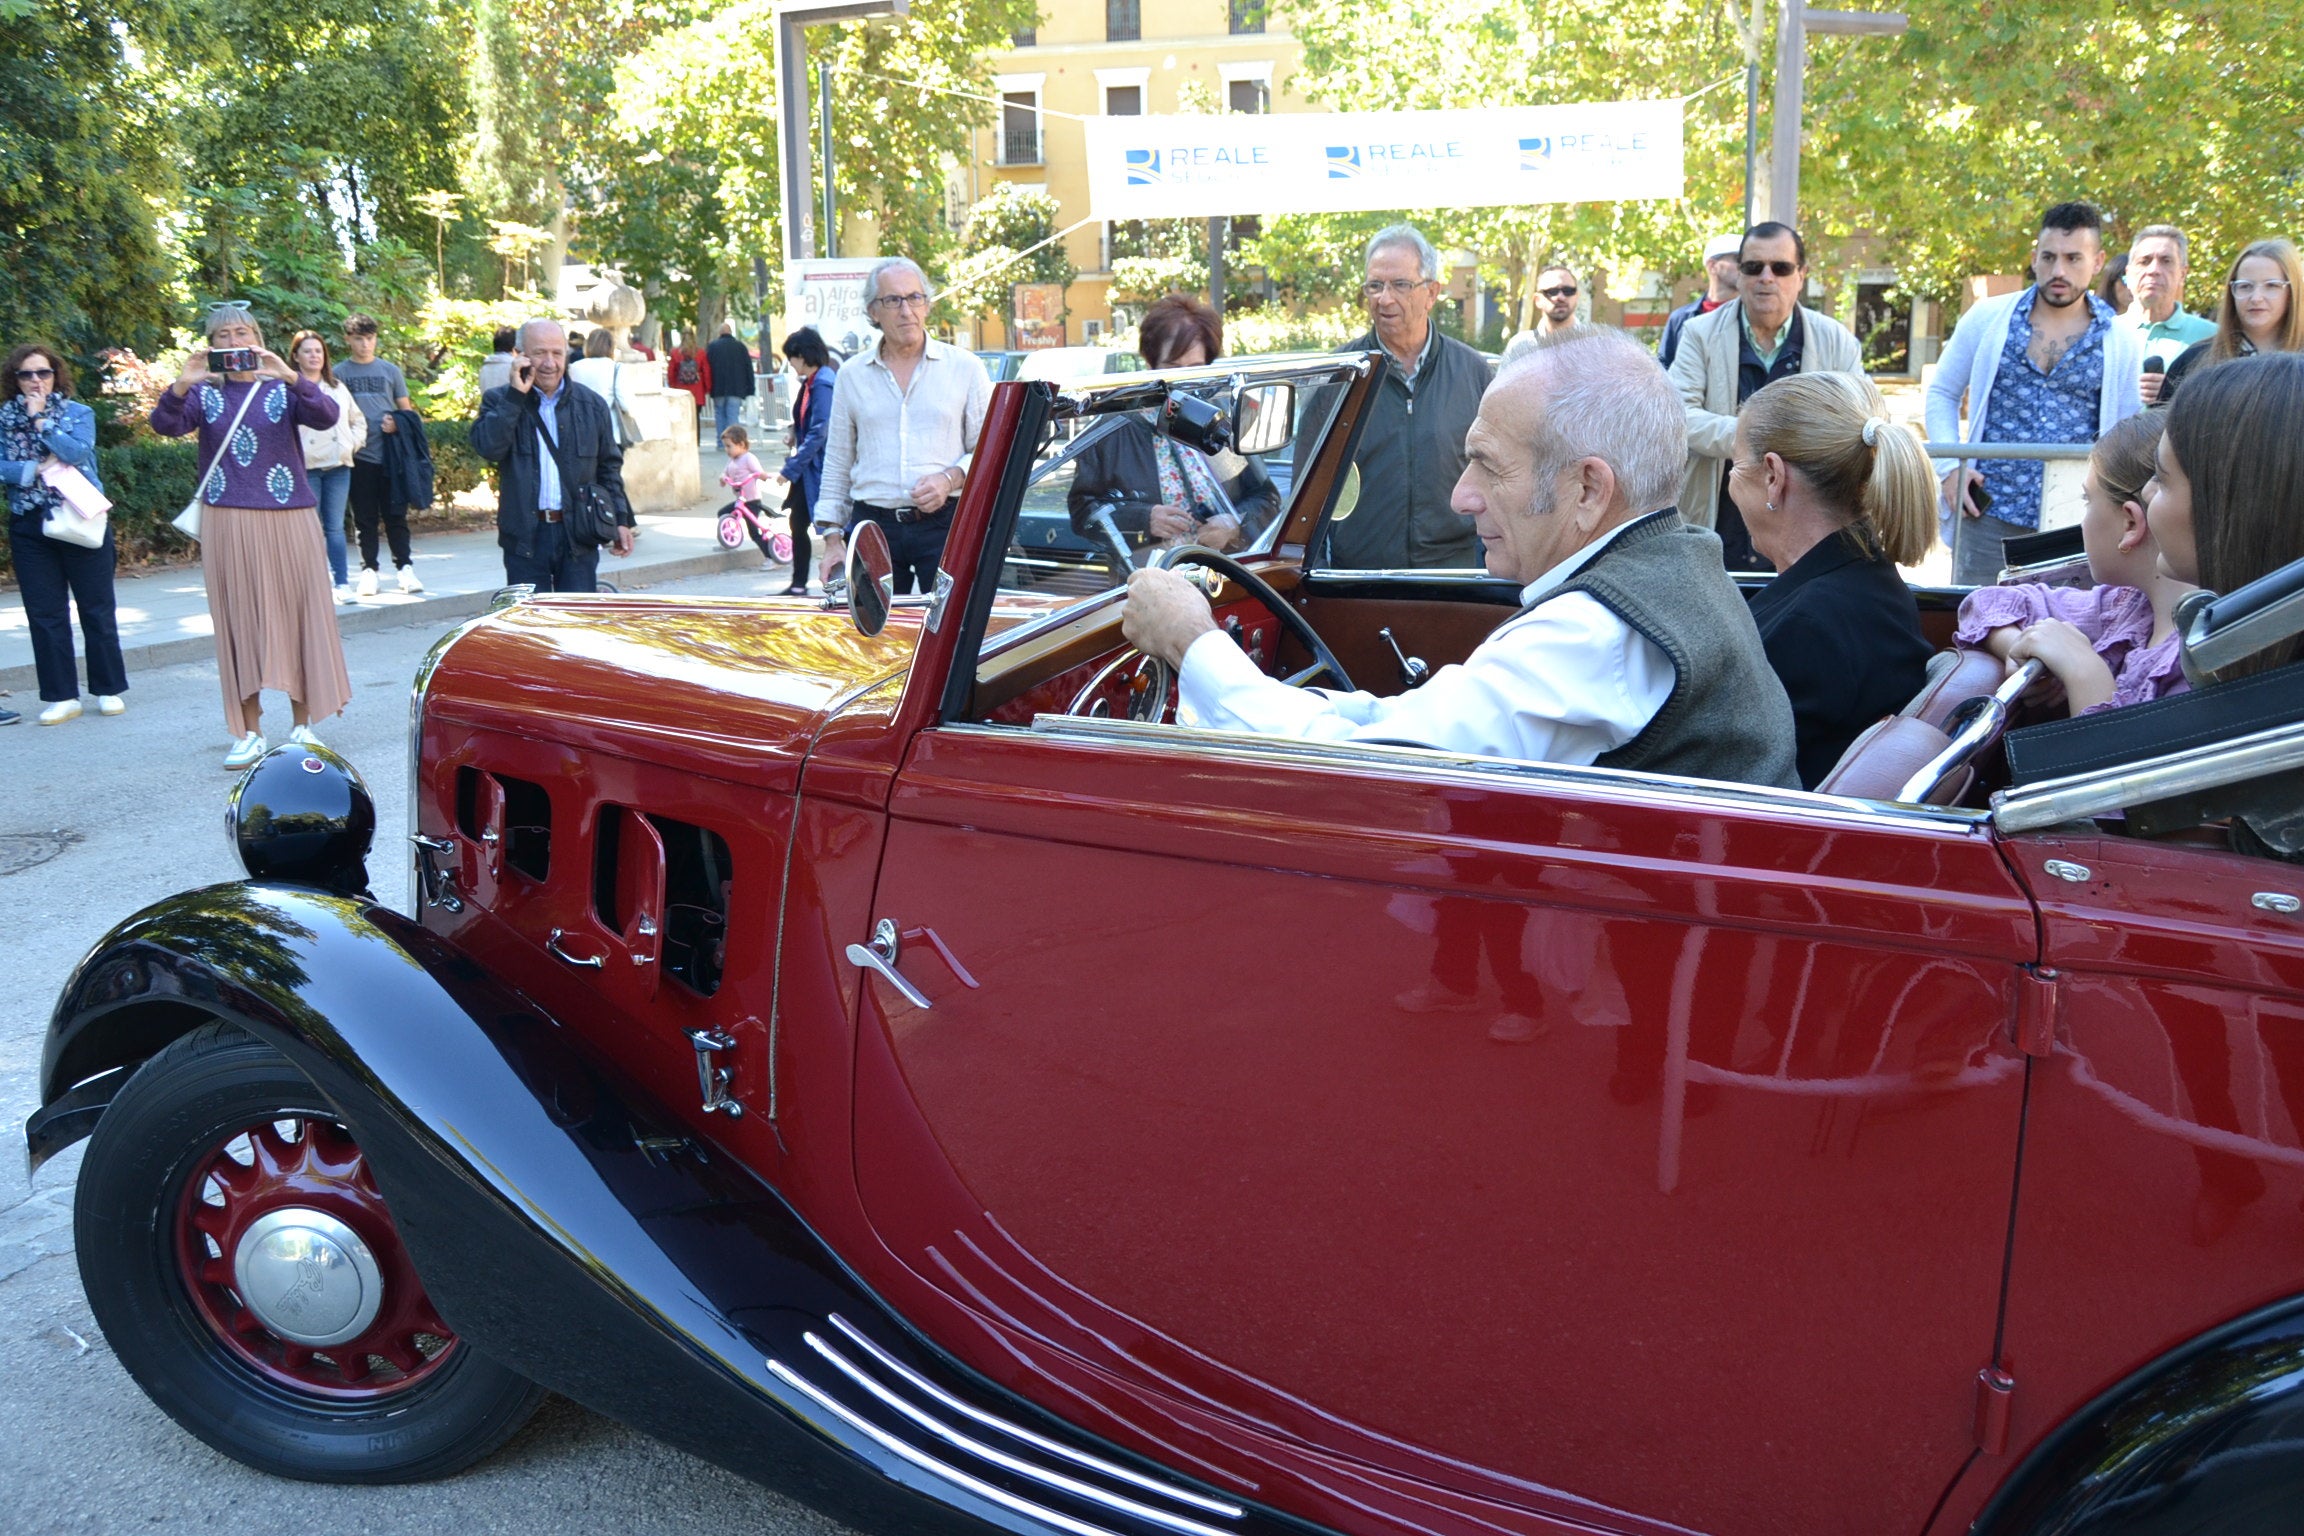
[
  {"xmin": 1011, "ymin": 283, "xmax": 1066, "ymax": 350},
  {"xmin": 1083, "ymin": 100, "xmax": 1684, "ymax": 221}
]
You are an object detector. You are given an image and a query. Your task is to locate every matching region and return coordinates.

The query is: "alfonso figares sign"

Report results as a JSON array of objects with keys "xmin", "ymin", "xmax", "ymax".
[{"xmin": 1085, "ymin": 102, "xmax": 1684, "ymax": 222}]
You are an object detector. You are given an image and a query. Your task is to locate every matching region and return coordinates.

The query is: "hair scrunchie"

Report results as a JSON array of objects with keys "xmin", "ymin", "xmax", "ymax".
[{"xmin": 1861, "ymin": 415, "xmax": 1887, "ymax": 447}]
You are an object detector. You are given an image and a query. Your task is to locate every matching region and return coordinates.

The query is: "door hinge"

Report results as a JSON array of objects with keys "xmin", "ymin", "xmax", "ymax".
[
  {"xmin": 2016, "ymin": 965, "xmax": 2060, "ymax": 1057},
  {"xmin": 1974, "ymin": 1364, "xmax": 2016, "ymax": 1455}
]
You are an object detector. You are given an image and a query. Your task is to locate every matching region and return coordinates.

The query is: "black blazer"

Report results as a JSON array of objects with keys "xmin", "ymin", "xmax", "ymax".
[
  {"xmin": 471, "ymin": 382, "xmax": 634, "ymax": 557},
  {"xmin": 1747, "ymin": 530, "xmax": 1933, "ymax": 788},
  {"xmin": 1066, "ymin": 417, "xmax": 1282, "ymax": 545}
]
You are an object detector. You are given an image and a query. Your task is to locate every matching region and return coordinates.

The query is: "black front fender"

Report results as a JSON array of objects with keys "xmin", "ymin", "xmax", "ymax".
[{"xmin": 30, "ymin": 884, "xmax": 1312, "ymax": 1536}]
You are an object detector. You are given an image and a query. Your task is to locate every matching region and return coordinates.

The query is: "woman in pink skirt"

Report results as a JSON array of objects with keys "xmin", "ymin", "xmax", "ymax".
[{"xmin": 150, "ymin": 303, "xmax": 353, "ymax": 768}]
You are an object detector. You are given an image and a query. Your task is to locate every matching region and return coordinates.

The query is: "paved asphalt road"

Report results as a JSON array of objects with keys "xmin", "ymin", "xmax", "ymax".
[{"xmin": 0, "ymin": 570, "xmax": 861, "ymax": 1535}]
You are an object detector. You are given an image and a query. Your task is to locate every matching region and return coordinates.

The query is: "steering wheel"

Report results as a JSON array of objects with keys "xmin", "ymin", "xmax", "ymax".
[{"xmin": 1154, "ymin": 545, "xmax": 1356, "ymax": 693}]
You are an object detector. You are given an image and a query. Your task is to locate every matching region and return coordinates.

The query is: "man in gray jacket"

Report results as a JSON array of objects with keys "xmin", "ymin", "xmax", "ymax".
[
  {"xmin": 1317, "ymin": 224, "xmax": 1491, "ymax": 569},
  {"xmin": 1668, "ymin": 222, "xmax": 1862, "ymax": 570}
]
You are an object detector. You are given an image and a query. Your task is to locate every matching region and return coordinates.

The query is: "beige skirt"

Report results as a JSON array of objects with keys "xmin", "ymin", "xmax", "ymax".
[{"xmin": 200, "ymin": 502, "xmax": 352, "ymax": 735}]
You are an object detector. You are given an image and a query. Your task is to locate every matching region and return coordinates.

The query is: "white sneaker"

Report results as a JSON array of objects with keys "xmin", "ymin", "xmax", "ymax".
[
  {"xmin": 355, "ymin": 568, "xmax": 378, "ymax": 597},
  {"xmin": 287, "ymin": 725, "xmax": 322, "ymax": 749},
  {"xmin": 95, "ymin": 694, "xmax": 126, "ymax": 716},
  {"xmin": 223, "ymin": 731, "xmax": 267, "ymax": 769},
  {"xmin": 397, "ymin": 565, "xmax": 424, "ymax": 594},
  {"xmin": 333, "ymin": 583, "xmax": 355, "ymax": 604},
  {"xmin": 37, "ymin": 699, "xmax": 82, "ymax": 726}
]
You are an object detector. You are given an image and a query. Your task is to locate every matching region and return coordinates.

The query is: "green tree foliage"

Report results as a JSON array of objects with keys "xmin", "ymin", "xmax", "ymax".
[
  {"xmin": 0, "ymin": 0, "xmax": 185, "ymax": 355},
  {"xmin": 948, "ymin": 182, "xmax": 1077, "ymax": 330}
]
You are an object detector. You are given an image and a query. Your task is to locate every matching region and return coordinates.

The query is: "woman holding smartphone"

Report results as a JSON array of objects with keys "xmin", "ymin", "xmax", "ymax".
[
  {"xmin": 289, "ymin": 330, "xmax": 367, "ymax": 601},
  {"xmin": 150, "ymin": 302, "xmax": 352, "ymax": 768}
]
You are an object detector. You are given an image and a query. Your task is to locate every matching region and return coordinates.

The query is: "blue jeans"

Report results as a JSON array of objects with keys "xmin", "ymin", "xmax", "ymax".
[
  {"xmin": 712, "ymin": 396, "xmax": 745, "ymax": 436},
  {"xmin": 310, "ymin": 465, "xmax": 351, "ymax": 585},
  {"xmin": 502, "ymin": 517, "xmax": 600, "ymax": 594},
  {"xmin": 1952, "ymin": 509, "xmax": 2037, "ymax": 587}
]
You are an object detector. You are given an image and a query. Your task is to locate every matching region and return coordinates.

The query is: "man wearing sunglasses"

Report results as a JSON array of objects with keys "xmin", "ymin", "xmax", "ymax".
[
  {"xmin": 1533, "ymin": 266, "xmax": 1585, "ymax": 339},
  {"xmin": 1667, "ymin": 222, "xmax": 1861, "ymax": 571},
  {"xmin": 1924, "ymin": 202, "xmax": 2144, "ymax": 585}
]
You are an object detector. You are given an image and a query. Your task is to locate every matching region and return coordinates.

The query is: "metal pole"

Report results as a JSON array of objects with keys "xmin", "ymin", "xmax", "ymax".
[
  {"xmin": 1742, "ymin": 61, "xmax": 1760, "ymax": 230},
  {"xmin": 775, "ymin": 20, "xmax": 814, "ymax": 263},
  {"xmin": 1768, "ymin": 0, "xmax": 1805, "ymax": 229},
  {"xmin": 1208, "ymin": 217, "xmax": 1227, "ymax": 318},
  {"xmin": 818, "ymin": 59, "xmax": 838, "ymax": 259}
]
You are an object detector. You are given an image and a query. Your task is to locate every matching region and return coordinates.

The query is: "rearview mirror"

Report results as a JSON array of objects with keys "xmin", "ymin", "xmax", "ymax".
[
  {"xmin": 845, "ymin": 519, "xmax": 895, "ymax": 638},
  {"xmin": 1233, "ymin": 383, "xmax": 1295, "ymax": 457}
]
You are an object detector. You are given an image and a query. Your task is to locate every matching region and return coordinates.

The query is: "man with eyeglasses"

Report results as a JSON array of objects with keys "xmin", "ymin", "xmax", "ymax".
[
  {"xmin": 1315, "ymin": 223, "xmax": 1490, "ymax": 570},
  {"xmin": 814, "ymin": 256, "xmax": 991, "ymax": 595},
  {"xmin": 1925, "ymin": 201, "xmax": 2144, "ymax": 585},
  {"xmin": 1668, "ymin": 221, "xmax": 1861, "ymax": 571}
]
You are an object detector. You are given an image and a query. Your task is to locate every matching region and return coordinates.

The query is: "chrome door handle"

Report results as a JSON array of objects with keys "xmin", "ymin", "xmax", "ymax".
[
  {"xmin": 685, "ymin": 1028, "xmax": 743, "ymax": 1117},
  {"xmin": 546, "ymin": 928, "xmax": 604, "ymax": 968},
  {"xmin": 846, "ymin": 918, "xmax": 932, "ymax": 1010}
]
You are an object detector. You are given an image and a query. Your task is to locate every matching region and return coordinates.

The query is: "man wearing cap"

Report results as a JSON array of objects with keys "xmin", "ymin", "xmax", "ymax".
[{"xmin": 1656, "ymin": 235, "xmax": 1743, "ymax": 371}]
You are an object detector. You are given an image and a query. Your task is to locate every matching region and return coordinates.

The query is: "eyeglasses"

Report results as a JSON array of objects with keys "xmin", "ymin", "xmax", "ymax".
[
  {"xmin": 870, "ymin": 292, "xmax": 931, "ymax": 311},
  {"xmin": 1740, "ymin": 259, "xmax": 1800, "ymax": 278},
  {"xmin": 2231, "ymin": 279, "xmax": 2292, "ymax": 299},
  {"xmin": 1361, "ymin": 279, "xmax": 1432, "ymax": 298},
  {"xmin": 1539, "ymin": 284, "xmax": 1579, "ymax": 299},
  {"xmin": 15, "ymin": 367, "xmax": 54, "ymax": 382}
]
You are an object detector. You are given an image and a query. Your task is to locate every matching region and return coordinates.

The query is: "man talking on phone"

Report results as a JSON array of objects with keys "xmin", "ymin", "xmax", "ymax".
[{"xmin": 471, "ymin": 318, "xmax": 637, "ymax": 593}]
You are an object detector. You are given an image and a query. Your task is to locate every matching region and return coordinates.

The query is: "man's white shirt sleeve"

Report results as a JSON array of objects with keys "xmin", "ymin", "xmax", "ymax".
[{"xmin": 1176, "ymin": 593, "xmax": 1673, "ymax": 764}]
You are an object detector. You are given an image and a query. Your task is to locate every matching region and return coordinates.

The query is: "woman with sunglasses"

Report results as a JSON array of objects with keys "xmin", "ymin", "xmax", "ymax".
[
  {"xmin": 150, "ymin": 303, "xmax": 352, "ymax": 769},
  {"xmin": 2159, "ymin": 239, "xmax": 2304, "ymax": 405},
  {"xmin": 0, "ymin": 343, "xmax": 127, "ymax": 726}
]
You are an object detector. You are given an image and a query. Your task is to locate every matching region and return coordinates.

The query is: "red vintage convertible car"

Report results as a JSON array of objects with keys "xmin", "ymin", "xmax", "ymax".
[{"xmin": 27, "ymin": 352, "xmax": 2304, "ymax": 1536}]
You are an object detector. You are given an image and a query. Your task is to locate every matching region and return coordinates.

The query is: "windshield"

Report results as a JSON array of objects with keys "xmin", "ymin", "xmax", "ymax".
[{"xmin": 993, "ymin": 361, "xmax": 1356, "ymax": 601}]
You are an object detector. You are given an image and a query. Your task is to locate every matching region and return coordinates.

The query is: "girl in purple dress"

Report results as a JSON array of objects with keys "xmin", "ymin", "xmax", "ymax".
[
  {"xmin": 150, "ymin": 303, "xmax": 352, "ymax": 768},
  {"xmin": 1955, "ymin": 411, "xmax": 2194, "ymax": 715}
]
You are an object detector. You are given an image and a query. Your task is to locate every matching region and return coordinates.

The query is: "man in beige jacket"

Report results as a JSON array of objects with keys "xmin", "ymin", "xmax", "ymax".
[{"xmin": 1667, "ymin": 222, "xmax": 1862, "ymax": 570}]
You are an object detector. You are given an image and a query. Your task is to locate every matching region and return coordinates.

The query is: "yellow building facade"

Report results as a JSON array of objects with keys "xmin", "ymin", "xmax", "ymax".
[{"xmin": 960, "ymin": 0, "xmax": 1311, "ymax": 347}]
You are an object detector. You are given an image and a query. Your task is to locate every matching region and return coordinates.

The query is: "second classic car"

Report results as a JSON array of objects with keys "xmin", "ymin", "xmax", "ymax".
[{"xmin": 26, "ymin": 350, "xmax": 2304, "ymax": 1536}]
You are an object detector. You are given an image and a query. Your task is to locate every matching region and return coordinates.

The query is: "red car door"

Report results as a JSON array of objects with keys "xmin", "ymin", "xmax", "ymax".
[{"xmin": 849, "ymin": 721, "xmax": 2039, "ymax": 1535}]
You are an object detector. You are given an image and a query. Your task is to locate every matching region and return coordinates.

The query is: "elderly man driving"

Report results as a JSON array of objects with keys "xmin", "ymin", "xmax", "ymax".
[{"xmin": 1122, "ymin": 327, "xmax": 1799, "ymax": 788}]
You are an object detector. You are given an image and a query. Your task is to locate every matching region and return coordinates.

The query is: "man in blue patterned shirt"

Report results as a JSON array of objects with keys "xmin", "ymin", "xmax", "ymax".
[{"xmin": 1925, "ymin": 202, "xmax": 2146, "ymax": 585}]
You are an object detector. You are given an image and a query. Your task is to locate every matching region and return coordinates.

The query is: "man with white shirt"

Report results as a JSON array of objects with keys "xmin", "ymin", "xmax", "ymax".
[
  {"xmin": 1122, "ymin": 327, "xmax": 1798, "ymax": 788},
  {"xmin": 814, "ymin": 255, "xmax": 993, "ymax": 594}
]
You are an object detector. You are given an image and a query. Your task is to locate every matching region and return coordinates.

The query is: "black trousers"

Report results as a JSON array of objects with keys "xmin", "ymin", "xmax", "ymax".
[
  {"xmin": 349, "ymin": 459, "xmax": 412, "ymax": 571},
  {"xmin": 784, "ymin": 480, "xmax": 812, "ymax": 584},
  {"xmin": 856, "ymin": 504, "xmax": 949, "ymax": 597},
  {"xmin": 12, "ymin": 522, "xmax": 128, "ymax": 701}
]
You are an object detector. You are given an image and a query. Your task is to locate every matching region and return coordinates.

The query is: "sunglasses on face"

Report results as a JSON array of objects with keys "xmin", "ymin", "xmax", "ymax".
[
  {"xmin": 15, "ymin": 367, "xmax": 54, "ymax": 382},
  {"xmin": 1540, "ymin": 285, "xmax": 1579, "ymax": 299},
  {"xmin": 1740, "ymin": 259, "xmax": 1799, "ymax": 278}
]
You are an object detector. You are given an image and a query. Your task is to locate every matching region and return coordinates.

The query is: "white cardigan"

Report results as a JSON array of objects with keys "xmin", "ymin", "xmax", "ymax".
[
  {"xmin": 1923, "ymin": 289, "xmax": 2144, "ymax": 480},
  {"xmin": 297, "ymin": 378, "xmax": 368, "ymax": 471},
  {"xmin": 1668, "ymin": 299, "xmax": 1863, "ymax": 529}
]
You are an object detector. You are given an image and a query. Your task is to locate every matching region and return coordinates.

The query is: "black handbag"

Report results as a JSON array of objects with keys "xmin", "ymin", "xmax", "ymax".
[{"xmin": 533, "ymin": 407, "xmax": 621, "ymax": 550}]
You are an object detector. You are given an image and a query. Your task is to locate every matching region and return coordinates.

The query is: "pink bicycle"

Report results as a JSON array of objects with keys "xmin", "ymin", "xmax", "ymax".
[{"xmin": 716, "ymin": 497, "xmax": 791, "ymax": 562}]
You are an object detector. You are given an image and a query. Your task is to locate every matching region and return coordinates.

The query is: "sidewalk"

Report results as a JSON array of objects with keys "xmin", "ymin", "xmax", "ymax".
[{"xmin": 0, "ymin": 463, "xmax": 785, "ymax": 693}]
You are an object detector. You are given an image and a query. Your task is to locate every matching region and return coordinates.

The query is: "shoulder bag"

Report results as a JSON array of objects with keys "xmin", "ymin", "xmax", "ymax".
[
  {"xmin": 533, "ymin": 402, "xmax": 620, "ymax": 550},
  {"xmin": 172, "ymin": 381, "xmax": 265, "ymax": 541}
]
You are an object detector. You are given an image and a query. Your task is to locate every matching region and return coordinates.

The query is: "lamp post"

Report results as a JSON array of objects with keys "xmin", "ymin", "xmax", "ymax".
[
  {"xmin": 1768, "ymin": 0, "xmax": 1907, "ymax": 230},
  {"xmin": 775, "ymin": 0, "xmax": 908, "ymax": 264}
]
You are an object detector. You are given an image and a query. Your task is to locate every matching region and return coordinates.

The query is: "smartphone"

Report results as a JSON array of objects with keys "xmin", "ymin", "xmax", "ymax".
[
  {"xmin": 208, "ymin": 347, "xmax": 259, "ymax": 374},
  {"xmin": 1970, "ymin": 481, "xmax": 1994, "ymax": 517},
  {"xmin": 514, "ymin": 357, "xmax": 535, "ymax": 386}
]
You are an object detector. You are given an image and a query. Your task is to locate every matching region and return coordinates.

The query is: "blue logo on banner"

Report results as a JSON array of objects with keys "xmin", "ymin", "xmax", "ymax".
[
  {"xmin": 1125, "ymin": 149, "xmax": 1163, "ymax": 186},
  {"xmin": 1325, "ymin": 145, "xmax": 1361, "ymax": 179},
  {"xmin": 1518, "ymin": 137, "xmax": 1553, "ymax": 170}
]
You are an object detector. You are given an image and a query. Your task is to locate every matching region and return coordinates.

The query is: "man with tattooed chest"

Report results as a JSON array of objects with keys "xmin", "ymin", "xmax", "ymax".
[{"xmin": 1926, "ymin": 201, "xmax": 2146, "ymax": 584}]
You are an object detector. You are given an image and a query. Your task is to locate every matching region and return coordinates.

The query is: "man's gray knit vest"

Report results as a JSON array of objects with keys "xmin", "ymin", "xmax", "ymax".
[{"xmin": 1549, "ymin": 510, "xmax": 1800, "ymax": 789}]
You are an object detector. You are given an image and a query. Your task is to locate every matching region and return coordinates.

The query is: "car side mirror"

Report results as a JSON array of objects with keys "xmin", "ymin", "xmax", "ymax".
[
  {"xmin": 1233, "ymin": 383, "xmax": 1295, "ymax": 457},
  {"xmin": 845, "ymin": 519, "xmax": 896, "ymax": 638}
]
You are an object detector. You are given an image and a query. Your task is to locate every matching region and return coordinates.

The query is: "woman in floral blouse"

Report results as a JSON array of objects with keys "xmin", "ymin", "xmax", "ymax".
[{"xmin": 149, "ymin": 303, "xmax": 352, "ymax": 768}]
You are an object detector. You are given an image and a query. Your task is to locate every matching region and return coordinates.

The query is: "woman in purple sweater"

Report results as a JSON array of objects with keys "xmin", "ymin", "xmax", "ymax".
[{"xmin": 150, "ymin": 303, "xmax": 353, "ymax": 768}]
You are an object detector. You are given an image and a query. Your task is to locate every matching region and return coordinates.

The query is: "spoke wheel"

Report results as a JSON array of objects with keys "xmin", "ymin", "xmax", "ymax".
[{"xmin": 77, "ymin": 1023, "xmax": 545, "ymax": 1483}]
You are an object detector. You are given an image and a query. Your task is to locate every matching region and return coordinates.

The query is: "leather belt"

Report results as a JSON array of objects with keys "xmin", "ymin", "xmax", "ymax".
[
  {"xmin": 856, "ymin": 500, "xmax": 946, "ymax": 527},
  {"xmin": 539, "ymin": 508, "xmax": 564, "ymax": 523}
]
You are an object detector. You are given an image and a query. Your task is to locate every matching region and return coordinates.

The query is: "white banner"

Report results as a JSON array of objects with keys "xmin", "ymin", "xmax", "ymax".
[
  {"xmin": 783, "ymin": 258, "xmax": 881, "ymax": 358},
  {"xmin": 1083, "ymin": 101, "xmax": 1684, "ymax": 222}
]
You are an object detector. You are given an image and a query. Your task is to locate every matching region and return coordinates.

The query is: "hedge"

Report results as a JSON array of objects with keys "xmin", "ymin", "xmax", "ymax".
[{"xmin": 2, "ymin": 417, "xmax": 490, "ymax": 582}]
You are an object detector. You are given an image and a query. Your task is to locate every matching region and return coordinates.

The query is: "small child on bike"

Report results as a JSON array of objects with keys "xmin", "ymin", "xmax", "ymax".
[{"xmin": 717, "ymin": 426, "xmax": 785, "ymax": 566}]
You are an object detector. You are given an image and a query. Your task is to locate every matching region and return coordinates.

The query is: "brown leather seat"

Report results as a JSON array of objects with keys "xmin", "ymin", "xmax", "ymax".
[
  {"xmin": 1901, "ymin": 648, "xmax": 2007, "ymax": 732},
  {"xmin": 1815, "ymin": 715, "xmax": 1974, "ymax": 806}
]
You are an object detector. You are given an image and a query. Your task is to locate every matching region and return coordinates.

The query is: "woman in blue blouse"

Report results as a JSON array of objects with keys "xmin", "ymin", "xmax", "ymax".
[{"xmin": 0, "ymin": 343, "xmax": 127, "ymax": 726}]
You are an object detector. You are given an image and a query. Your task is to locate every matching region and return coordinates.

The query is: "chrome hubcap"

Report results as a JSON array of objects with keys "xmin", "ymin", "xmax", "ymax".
[{"xmin": 231, "ymin": 1207, "xmax": 384, "ymax": 1347}]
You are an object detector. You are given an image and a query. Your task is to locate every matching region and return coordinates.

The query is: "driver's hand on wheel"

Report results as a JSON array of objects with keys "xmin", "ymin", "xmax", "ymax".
[{"xmin": 1122, "ymin": 567, "xmax": 1218, "ymax": 667}]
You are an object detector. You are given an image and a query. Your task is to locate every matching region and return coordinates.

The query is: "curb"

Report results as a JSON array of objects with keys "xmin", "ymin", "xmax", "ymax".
[{"xmin": 0, "ymin": 545, "xmax": 764, "ymax": 694}]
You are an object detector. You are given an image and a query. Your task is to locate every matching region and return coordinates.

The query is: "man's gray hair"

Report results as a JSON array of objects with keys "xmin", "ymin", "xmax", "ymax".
[
  {"xmin": 1363, "ymin": 224, "xmax": 1439, "ymax": 282},
  {"xmin": 2133, "ymin": 224, "xmax": 2189, "ymax": 260},
  {"xmin": 1498, "ymin": 326, "xmax": 1688, "ymax": 513},
  {"xmin": 516, "ymin": 317, "xmax": 565, "ymax": 350},
  {"xmin": 865, "ymin": 255, "xmax": 934, "ymax": 304}
]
